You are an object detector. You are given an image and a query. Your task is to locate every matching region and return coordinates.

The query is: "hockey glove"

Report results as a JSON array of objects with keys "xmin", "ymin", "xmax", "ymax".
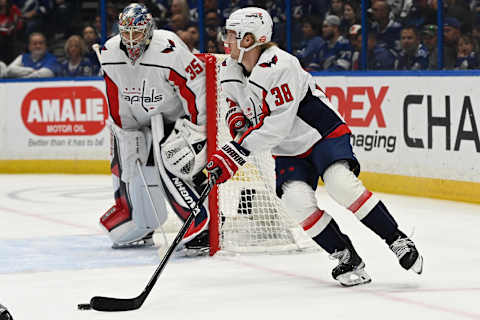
[
  {"xmin": 206, "ymin": 141, "xmax": 250, "ymax": 184},
  {"xmin": 225, "ymin": 99, "xmax": 250, "ymax": 139}
]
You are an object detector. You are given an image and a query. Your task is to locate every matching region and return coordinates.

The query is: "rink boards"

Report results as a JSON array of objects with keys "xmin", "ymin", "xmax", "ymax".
[{"xmin": 0, "ymin": 74, "xmax": 479, "ymax": 204}]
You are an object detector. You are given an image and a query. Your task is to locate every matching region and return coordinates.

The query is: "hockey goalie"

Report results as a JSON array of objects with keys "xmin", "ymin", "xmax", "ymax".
[{"xmin": 97, "ymin": 3, "xmax": 210, "ymax": 255}]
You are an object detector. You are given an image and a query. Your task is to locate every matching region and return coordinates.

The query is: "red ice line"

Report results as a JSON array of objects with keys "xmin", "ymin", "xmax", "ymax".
[
  {"xmin": 0, "ymin": 205, "xmax": 100, "ymax": 234},
  {"xmin": 222, "ymin": 257, "xmax": 480, "ymax": 320}
]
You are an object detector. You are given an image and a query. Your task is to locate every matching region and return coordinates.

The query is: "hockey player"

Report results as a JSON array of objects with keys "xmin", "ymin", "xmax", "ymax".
[
  {"xmin": 206, "ymin": 7, "xmax": 423, "ymax": 286},
  {"xmin": 98, "ymin": 3, "xmax": 210, "ymax": 253}
]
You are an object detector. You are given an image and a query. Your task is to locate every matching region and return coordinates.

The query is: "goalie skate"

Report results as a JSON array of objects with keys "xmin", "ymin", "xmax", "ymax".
[
  {"xmin": 112, "ymin": 231, "xmax": 155, "ymax": 249},
  {"xmin": 330, "ymin": 248, "xmax": 372, "ymax": 287},
  {"xmin": 390, "ymin": 237, "xmax": 423, "ymax": 274},
  {"xmin": 176, "ymin": 230, "xmax": 210, "ymax": 257}
]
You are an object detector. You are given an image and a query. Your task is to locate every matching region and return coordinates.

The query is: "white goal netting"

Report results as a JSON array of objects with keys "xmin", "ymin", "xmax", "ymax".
[{"xmin": 209, "ymin": 54, "xmax": 315, "ymax": 254}]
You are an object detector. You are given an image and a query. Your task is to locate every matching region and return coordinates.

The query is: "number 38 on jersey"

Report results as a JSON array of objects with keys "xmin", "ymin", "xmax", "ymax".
[{"xmin": 270, "ymin": 83, "xmax": 293, "ymax": 106}]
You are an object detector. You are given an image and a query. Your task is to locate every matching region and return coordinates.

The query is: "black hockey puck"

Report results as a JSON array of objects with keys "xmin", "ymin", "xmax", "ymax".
[{"xmin": 77, "ymin": 303, "xmax": 91, "ymax": 310}]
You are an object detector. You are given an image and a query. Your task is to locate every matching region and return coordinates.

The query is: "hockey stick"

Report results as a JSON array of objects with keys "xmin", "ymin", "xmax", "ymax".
[{"xmin": 78, "ymin": 175, "xmax": 216, "ymax": 312}]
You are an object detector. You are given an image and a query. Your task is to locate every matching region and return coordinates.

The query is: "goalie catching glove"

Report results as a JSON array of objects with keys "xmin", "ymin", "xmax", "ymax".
[{"xmin": 206, "ymin": 141, "xmax": 250, "ymax": 184}]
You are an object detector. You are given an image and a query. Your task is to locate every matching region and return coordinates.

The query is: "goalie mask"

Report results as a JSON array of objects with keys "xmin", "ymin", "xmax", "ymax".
[
  {"xmin": 224, "ymin": 7, "xmax": 273, "ymax": 63},
  {"xmin": 118, "ymin": 3, "xmax": 154, "ymax": 64}
]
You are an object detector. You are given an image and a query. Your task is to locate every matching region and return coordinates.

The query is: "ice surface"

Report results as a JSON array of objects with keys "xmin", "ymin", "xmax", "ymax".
[{"xmin": 0, "ymin": 174, "xmax": 479, "ymax": 320}]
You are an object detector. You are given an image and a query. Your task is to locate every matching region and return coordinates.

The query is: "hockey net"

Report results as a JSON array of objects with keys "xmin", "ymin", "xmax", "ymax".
[{"xmin": 201, "ymin": 54, "xmax": 315, "ymax": 255}]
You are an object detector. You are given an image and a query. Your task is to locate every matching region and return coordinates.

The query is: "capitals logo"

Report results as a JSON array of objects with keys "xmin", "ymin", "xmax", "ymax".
[
  {"xmin": 162, "ymin": 39, "xmax": 176, "ymax": 53},
  {"xmin": 259, "ymin": 55, "xmax": 278, "ymax": 68},
  {"xmin": 122, "ymin": 80, "xmax": 163, "ymax": 111}
]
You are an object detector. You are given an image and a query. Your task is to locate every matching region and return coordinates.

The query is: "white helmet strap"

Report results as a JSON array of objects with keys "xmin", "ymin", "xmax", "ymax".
[{"xmin": 235, "ymin": 36, "xmax": 261, "ymax": 64}]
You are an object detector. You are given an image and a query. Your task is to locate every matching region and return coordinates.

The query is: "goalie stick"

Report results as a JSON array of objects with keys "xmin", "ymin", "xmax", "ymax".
[{"xmin": 78, "ymin": 175, "xmax": 216, "ymax": 312}]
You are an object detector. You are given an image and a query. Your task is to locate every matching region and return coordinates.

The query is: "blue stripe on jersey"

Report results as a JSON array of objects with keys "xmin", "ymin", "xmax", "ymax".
[{"xmin": 297, "ymin": 89, "xmax": 345, "ymax": 138}]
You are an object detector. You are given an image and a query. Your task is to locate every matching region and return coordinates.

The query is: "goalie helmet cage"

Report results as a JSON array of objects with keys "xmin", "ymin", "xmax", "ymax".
[{"xmin": 200, "ymin": 53, "xmax": 315, "ymax": 256}]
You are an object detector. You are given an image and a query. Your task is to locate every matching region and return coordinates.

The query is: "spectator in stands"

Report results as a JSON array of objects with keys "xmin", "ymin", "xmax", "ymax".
[
  {"xmin": 221, "ymin": 0, "xmax": 247, "ymax": 23},
  {"xmin": 177, "ymin": 23, "xmax": 200, "ymax": 53},
  {"xmin": 442, "ymin": 0, "xmax": 474, "ymax": 33},
  {"xmin": 14, "ymin": 0, "xmax": 49, "ymax": 36},
  {"xmin": 389, "ymin": 0, "xmax": 414, "ymax": 22},
  {"xmin": 327, "ymin": 0, "xmax": 345, "ymax": 19},
  {"xmin": 421, "ymin": 24, "xmax": 439, "ymax": 69},
  {"xmin": 370, "ymin": 0, "xmax": 403, "ymax": 52},
  {"xmin": 190, "ymin": 0, "xmax": 221, "ymax": 23},
  {"xmin": 340, "ymin": 1, "xmax": 360, "ymax": 36},
  {"xmin": 0, "ymin": 0, "xmax": 23, "ymax": 63},
  {"xmin": 165, "ymin": 0, "xmax": 191, "ymax": 30},
  {"xmin": 396, "ymin": 25, "xmax": 429, "ymax": 70},
  {"xmin": 318, "ymin": 15, "xmax": 353, "ymax": 71},
  {"xmin": 295, "ymin": 16, "xmax": 324, "ymax": 71},
  {"xmin": 206, "ymin": 38, "xmax": 219, "ymax": 53},
  {"xmin": 443, "ymin": 17, "xmax": 461, "ymax": 69},
  {"xmin": 204, "ymin": 9, "xmax": 223, "ymax": 51},
  {"xmin": 82, "ymin": 25, "xmax": 100, "ymax": 75},
  {"xmin": 455, "ymin": 34, "xmax": 479, "ymax": 69},
  {"xmin": 402, "ymin": 0, "xmax": 436, "ymax": 27},
  {"xmin": 351, "ymin": 27, "xmax": 396, "ymax": 70},
  {"xmin": 166, "ymin": 12, "xmax": 190, "ymax": 31},
  {"xmin": 59, "ymin": 35, "xmax": 95, "ymax": 77},
  {"xmin": 472, "ymin": 24, "xmax": 480, "ymax": 50},
  {"xmin": 93, "ymin": 3, "xmax": 119, "ymax": 39},
  {"xmin": 6, "ymin": 31, "xmax": 59, "ymax": 78},
  {"xmin": 170, "ymin": 0, "xmax": 190, "ymax": 18}
]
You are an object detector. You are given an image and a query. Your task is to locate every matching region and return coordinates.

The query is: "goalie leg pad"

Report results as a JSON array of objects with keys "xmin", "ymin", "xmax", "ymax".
[
  {"xmin": 156, "ymin": 150, "xmax": 210, "ymax": 243},
  {"xmin": 110, "ymin": 122, "xmax": 149, "ymax": 183},
  {"xmin": 101, "ymin": 132, "xmax": 168, "ymax": 246}
]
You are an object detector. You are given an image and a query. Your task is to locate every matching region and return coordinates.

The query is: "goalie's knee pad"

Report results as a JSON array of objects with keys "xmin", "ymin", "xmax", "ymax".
[
  {"xmin": 101, "ymin": 161, "xmax": 168, "ymax": 245},
  {"xmin": 281, "ymin": 180, "xmax": 332, "ymax": 238},
  {"xmin": 323, "ymin": 160, "xmax": 379, "ymax": 220}
]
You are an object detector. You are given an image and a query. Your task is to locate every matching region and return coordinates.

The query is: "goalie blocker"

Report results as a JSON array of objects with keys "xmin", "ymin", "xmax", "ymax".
[{"xmin": 100, "ymin": 117, "xmax": 210, "ymax": 251}]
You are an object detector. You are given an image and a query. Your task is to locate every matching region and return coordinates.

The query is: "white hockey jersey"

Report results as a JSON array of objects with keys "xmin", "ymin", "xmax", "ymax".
[
  {"xmin": 220, "ymin": 46, "xmax": 347, "ymax": 157},
  {"xmin": 100, "ymin": 30, "xmax": 207, "ymax": 129}
]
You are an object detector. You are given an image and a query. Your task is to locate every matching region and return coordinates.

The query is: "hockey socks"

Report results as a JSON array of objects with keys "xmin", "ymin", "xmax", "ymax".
[
  {"xmin": 360, "ymin": 201, "xmax": 402, "ymax": 245},
  {"xmin": 312, "ymin": 218, "xmax": 351, "ymax": 254}
]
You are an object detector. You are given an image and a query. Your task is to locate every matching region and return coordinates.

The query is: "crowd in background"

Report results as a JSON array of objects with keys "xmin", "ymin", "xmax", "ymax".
[{"xmin": 1, "ymin": 0, "xmax": 480, "ymax": 79}]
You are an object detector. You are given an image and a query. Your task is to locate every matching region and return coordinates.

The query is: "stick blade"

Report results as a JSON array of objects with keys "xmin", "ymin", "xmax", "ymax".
[{"xmin": 90, "ymin": 296, "xmax": 142, "ymax": 312}]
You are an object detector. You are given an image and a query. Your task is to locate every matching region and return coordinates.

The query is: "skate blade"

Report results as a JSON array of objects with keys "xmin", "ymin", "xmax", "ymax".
[
  {"xmin": 410, "ymin": 254, "xmax": 423, "ymax": 274},
  {"xmin": 111, "ymin": 241, "xmax": 154, "ymax": 249},
  {"xmin": 175, "ymin": 247, "xmax": 210, "ymax": 257},
  {"xmin": 337, "ymin": 269, "xmax": 372, "ymax": 287}
]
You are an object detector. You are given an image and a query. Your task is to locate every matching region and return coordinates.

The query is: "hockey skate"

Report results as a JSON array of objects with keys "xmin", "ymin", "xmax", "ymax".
[
  {"xmin": 330, "ymin": 247, "xmax": 372, "ymax": 287},
  {"xmin": 111, "ymin": 231, "xmax": 155, "ymax": 249},
  {"xmin": 390, "ymin": 236, "xmax": 423, "ymax": 274},
  {"xmin": 176, "ymin": 230, "xmax": 210, "ymax": 257}
]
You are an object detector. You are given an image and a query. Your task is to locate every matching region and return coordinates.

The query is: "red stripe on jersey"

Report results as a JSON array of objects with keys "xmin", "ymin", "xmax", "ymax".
[
  {"xmin": 325, "ymin": 124, "xmax": 352, "ymax": 138},
  {"xmin": 301, "ymin": 209, "xmax": 325, "ymax": 231},
  {"xmin": 104, "ymin": 72, "xmax": 122, "ymax": 127},
  {"xmin": 168, "ymin": 70, "xmax": 198, "ymax": 124},
  {"xmin": 238, "ymin": 89, "xmax": 271, "ymax": 144},
  {"xmin": 348, "ymin": 190, "xmax": 373, "ymax": 213}
]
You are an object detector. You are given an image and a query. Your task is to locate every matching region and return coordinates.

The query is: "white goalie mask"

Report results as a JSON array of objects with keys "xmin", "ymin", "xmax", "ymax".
[
  {"xmin": 118, "ymin": 3, "xmax": 155, "ymax": 65},
  {"xmin": 224, "ymin": 7, "xmax": 273, "ymax": 63}
]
